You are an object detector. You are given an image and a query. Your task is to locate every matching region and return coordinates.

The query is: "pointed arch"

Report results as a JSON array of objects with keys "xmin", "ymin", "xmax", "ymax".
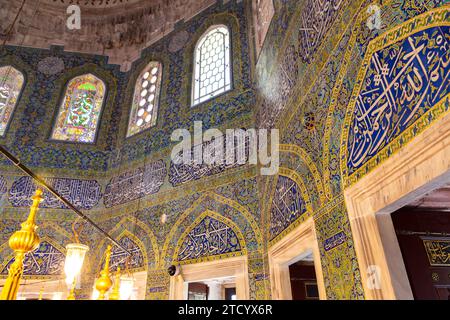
[
  {"xmin": 96, "ymin": 216, "xmax": 159, "ymax": 270},
  {"xmin": 127, "ymin": 61, "xmax": 162, "ymax": 137},
  {"xmin": 51, "ymin": 73, "xmax": 106, "ymax": 143},
  {"xmin": 0, "ymin": 65, "xmax": 24, "ymax": 137},
  {"xmin": 0, "ymin": 236, "xmax": 66, "ymax": 279},
  {"xmin": 280, "ymin": 144, "xmax": 326, "ymax": 204},
  {"xmin": 192, "ymin": 24, "xmax": 232, "ymax": 106},
  {"xmin": 99, "ymin": 230, "xmax": 148, "ymax": 273},
  {"xmin": 173, "ymin": 210, "xmax": 247, "ymax": 265},
  {"xmin": 161, "ymin": 192, "xmax": 263, "ymax": 266},
  {"xmin": 268, "ymin": 167, "xmax": 313, "ymax": 246}
]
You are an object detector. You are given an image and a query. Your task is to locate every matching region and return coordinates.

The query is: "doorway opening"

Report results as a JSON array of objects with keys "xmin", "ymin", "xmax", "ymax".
[
  {"xmin": 344, "ymin": 109, "xmax": 450, "ymax": 299},
  {"xmin": 390, "ymin": 185, "xmax": 450, "ymax": 300},
  {"xmin": 187, "ymin": 277, "xmax": 237, "ymax": 300},
  {"xmin": 169, "ymin": 256, "xmax": 249, "ymax": 300},
  {"xmin": 288, "ymin": 251, "xmax": 320, "ymax": 300},
  {"xmin": 268, "ymin": 218, "xmax": 326, "ymax": 300}
]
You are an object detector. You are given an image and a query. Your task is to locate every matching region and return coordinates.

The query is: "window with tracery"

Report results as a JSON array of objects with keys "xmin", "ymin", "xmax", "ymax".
[
  {"xmin": 192, "ymin": 25, "xmax": 232, "ymax": 106},
  {"xmin": 127, "ymin": 61, "xmax": 162, "ymax": 137},
  {"xmin": 51, "ymin": 73, "xmax": 106, "ymax": 143},
  {"xmin": 0, "ymin": 66, "xmax": 24, "ymax": 137}
]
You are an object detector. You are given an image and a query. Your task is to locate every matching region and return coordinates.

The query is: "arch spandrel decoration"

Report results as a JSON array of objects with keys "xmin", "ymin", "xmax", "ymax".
[
  {"xmin": 174, "ymin": 210, "xmax": 246, "ymax": 265},
  {"xmin": 1, "ymin": 239, "xmax": 65, "ymax": 278},
  {"xmin": 269, "ymin": 172, "xmax": 310, "ymax": 243},
  {"xmin": 101, "ymin": 232, "xmax": 147, "ymax": 273},
  {"xmin": 341, "ymin": 11, "xmax": 450, "ymax": 188}
]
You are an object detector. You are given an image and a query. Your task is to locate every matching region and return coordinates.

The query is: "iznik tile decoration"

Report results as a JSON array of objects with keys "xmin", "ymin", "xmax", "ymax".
[
  {"xmin": 117, "ymin": 0, "xmax": 254, "ymax": 167},
  {"xmin": 315, "ymin": 199, "xmax": 364, "ymax": 299},
  {"xmin": 297, "ymin": 0, "xmax": 348, "ymax": 63},
  {"xmin": 215, "ymin": 177, "xmax": 261, "ymax": 220},
  {"xmin": 324, "ymin": 231, "xmax": 348, "ymax": 252},
  {"xmin": 103, "ymin": 160, "xmax": 166, "ymax": 208},
  {"xmin": 9, "ymin": 176, "xmax": 102, "ymax": 210},
  {"xmin": 108, "ymin": 236, "xmax": 145, "ymax": 272},
  {"xmin": 270, "ymin": 175, "xmax": 307, "ymax": 240},
  {"xmin": 1, "ymin": 0, "xmax": 447, "ymax": 301},
  {"xmin": 177, "ymin": 215, "xmax": 242, "ymax": 263},
  {"xmin": 168, "ymin": 31, "xmax": 190, "ymax": 53},
  {"xmin": 1, "ymin": 241, "xmax": 65, "ymax": 276},
  {"xmin": 37, "ymin": 57, "xmax": 65, "ymax": 76},
  {"xmin": 0, "ymin": 175, "xmax": 7, "ymax": 195},
  {"xmin": 345, "ymin": 26, "xmax": 450, "ymax": 176},
  {"xmin": 264, "ymin": 0, "xmax": 447, "ymax": 300},
  {"xmin": 169, "ymin": 136, "xmax": 249, "ymax": 186}
]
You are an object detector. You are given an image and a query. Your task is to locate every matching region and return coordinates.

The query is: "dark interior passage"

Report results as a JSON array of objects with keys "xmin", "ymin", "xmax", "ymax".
[
  {"xmin": 289, "ymin": 260, "xmax": 319, "ymax": 300},
  {"xmin": 392, "ymin": 206, "xmax": 450, "ymax": 300}
]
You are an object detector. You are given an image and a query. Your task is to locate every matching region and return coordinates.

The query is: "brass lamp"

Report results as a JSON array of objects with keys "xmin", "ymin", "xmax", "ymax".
[
  {"xmin": 119, "ymin": 274, "xmax": 135, "ymax": 300},
  {"xmin": 64, "ymin": 218, "xmax": 89, "ymax": 300},
  {"xmin": 109, "ymin": 267, "xmax": 121, "ymax": 300},
  {"xmin": 95, "ymin": 245, "xmax": 113, "ymax": 300},
  {"xmin": 64, "ymin": 243, "xmax": 89, "ymax": 286},
  {"xmin": 0, "ymin": 189, "xmax": 43, "ymax": 300}
]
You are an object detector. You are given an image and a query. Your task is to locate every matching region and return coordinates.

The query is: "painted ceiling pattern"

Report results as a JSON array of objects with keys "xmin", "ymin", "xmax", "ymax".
[
  {"xmin": 9, "ymin": 176, "xmax": 102, "ymax": 210},
  {"xmin": 177, "ymin": 216, "xmax": 242, "ymax": 262},
  {"xmin": 1, "ymin": 241, "xmax": 65, "ymax": 276},
  {"xmin": 297, "ymin": 0, "xmax": 347, "ymax": 63},
  {"xmin": 346, "ymin": 25, "xmax": 450, "ymax": 175},
  {"xmin": 0, "ymin": 0, "xmax": 216, "ymax": 67}
]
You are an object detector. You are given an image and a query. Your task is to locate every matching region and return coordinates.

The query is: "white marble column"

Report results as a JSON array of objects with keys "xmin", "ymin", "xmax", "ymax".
[{"xmin": 206, "ymin": 281, "xmax": 223, "ymax": 300}]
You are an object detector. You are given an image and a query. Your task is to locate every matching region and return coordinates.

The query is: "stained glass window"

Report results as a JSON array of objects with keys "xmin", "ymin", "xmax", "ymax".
[
  {"xmin": 127, "ymin": 61, "xmax": 162, "ymax": 137},
  {"xmin": 51, "ymin": 73, "xmax": 106, "ymax": 143},
  {"xmin": 192, "ymin": 25, "xmax": 231, "ymax": 106},
  {"xmin": 0, "ymin": 66, "xmax": 24, "ymax": 137}
]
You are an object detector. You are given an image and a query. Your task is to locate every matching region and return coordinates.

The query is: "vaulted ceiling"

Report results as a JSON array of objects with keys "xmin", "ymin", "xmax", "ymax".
[
  {"xmin": 0, "ymin": 0, "xmax": 275, "ymax": 71},
  {"xmin": 0, "ymin": 0, "xmax": 217, "ymax": 69}
]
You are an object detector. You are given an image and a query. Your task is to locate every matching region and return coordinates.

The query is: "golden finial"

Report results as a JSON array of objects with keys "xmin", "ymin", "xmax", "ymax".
[
  {"xmin": 38, "ymin": 286, "xmax": 44, "ymax": 300},
  {"xmin": 1, "ymin": 189, "xmax": 43, "ymax": 300},
  {"xmin": 95, "ymin": 245, "xmax": 113, "ymax": 300},
  {"xmin": 67, "ymin": 279, "xmax": 76, "ymax": 300},
  {"xmin": 109, "ymin": 267, "xmax": 121, "ymax": 300}
]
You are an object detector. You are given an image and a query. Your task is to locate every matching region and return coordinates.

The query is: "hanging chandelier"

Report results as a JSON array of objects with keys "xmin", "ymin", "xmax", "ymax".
[{"xmin": 64, "ymin": 243, "xmax": 89, "ymax": 286}]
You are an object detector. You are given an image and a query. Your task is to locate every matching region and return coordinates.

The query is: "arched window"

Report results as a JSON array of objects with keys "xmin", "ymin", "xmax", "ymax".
[
  {"xmin": 127, "ymin": 61, "xmax": 162, "ymax": 137},
  {"xmin": 192, "ymin": 25, "xmax": 231, "ymax": 106},
  {"xmin": 51, "ymin": 73, "xmax": 106, "ymax": 143},
  {"xmin": 0, "ymin": 66, "xmax": 24, "ymax": 137}
]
